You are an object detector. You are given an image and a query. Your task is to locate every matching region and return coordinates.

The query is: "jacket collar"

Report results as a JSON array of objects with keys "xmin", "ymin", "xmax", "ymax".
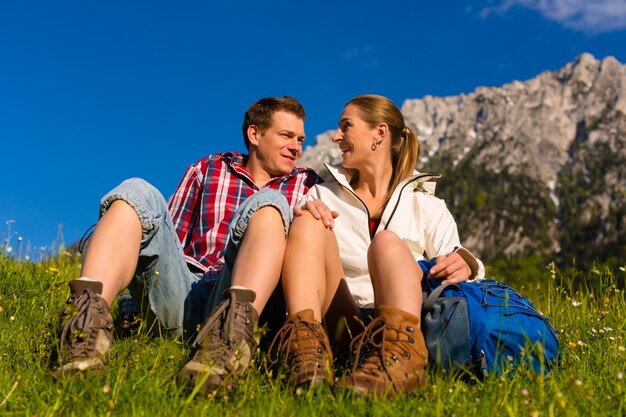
[{"xmin": 323, "ymin": 163, "xmax": 441, "ymax": 195}]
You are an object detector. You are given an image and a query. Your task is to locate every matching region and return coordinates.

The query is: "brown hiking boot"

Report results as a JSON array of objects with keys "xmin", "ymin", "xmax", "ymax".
[
  {"xmin": 177, "ymin": 287, "xmax": 259, "ymax": 394},
  {"xmin": 53, "ymin": 280, "xmax": 114, "ymax": 376},
  {"xmin": 335, "ymin": 305, "xmax": 428, "ymax": 398},
  {"xmin": 268, "ymin": 309, "xmax": 334, "ymax": 389}
]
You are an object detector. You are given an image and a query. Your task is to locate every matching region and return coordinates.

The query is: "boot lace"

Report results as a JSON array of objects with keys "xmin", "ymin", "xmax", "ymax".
[
  {"xmin": 268, "ymin": 319, "xmax": 328, "ymax": 371},
  {"xmin": 190, "ymin": 298, "xmax": 254, "ymax": 365},
  {"xmin": 59, "ymin": 290, "xmax": 110, "ymax": 361},
  {"xmin": 350, "ymin": 317, "xmax": 417, "ymax": 378}
]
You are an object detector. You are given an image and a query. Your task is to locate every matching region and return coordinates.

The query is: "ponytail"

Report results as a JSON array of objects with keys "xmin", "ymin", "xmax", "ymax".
[{"xmin": 388, "ymin": 126, "xmax": 420, "ymax": 194}]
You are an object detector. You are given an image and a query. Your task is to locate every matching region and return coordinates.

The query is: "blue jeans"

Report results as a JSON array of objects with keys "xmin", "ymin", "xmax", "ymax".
[{"xmin": 98, "ymin": 178, "xmax": 292, "ymax": 338}]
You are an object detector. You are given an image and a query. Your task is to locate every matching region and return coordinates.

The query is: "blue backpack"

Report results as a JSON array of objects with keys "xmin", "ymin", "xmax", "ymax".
[{"xmin": 419, "ymin": 260, "xmax": 559, "ymax": 376}]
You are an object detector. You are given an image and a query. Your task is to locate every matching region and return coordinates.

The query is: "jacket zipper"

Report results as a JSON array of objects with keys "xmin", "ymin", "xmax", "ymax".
[
  {"xmin": 332, "ymin": 170, "xmax": 440, "ymax": 238},
  {"xmin": 383, "ymin": 173, "xmax": 440, "ymax": 230},
  {"xmin": 336, "ymin": 183, "xmax": 373, "ymax": 240}
]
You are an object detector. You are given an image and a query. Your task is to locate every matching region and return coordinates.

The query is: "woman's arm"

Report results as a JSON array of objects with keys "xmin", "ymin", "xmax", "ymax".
[{"xmin": 424, "ymin": 198, "xmax": 485, "ymax": 283}]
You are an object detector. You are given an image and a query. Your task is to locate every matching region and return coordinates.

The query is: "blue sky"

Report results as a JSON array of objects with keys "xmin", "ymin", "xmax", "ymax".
[{"xmin": 2, "ymin": 0, "xmax": 626, "ymax": 256}]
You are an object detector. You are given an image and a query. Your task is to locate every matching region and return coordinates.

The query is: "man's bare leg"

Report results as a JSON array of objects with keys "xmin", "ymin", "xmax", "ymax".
[
  {"xmin": 229, "ymin": 206, "xmax": 288, "ymax": 313},
  {"xmin": 81, "ymin": 200, "xmax": 142, "ymax": 306}
]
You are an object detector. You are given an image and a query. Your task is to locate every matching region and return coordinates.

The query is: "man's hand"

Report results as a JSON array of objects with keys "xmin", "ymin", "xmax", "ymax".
[
  {"xmin": 293, "ymin": 199, "xmax": 339, "ymax": 229},
  {"xmin": 428, "ymin": 252, "xmax": 472, "ymax": 284}
]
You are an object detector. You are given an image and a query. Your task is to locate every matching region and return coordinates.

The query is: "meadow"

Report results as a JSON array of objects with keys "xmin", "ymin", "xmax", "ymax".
[{"xmin": 0, "ymin": 251, "xmax": 624, "ymax": 416}]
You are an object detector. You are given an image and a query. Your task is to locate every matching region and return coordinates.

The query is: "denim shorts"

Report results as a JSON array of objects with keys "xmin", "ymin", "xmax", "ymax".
[{"xmin": 99, "ymin": 178, "xmax": 291, "ymax": 339}]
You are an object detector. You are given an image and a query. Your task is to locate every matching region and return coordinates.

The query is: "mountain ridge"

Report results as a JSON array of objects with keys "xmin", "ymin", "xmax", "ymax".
[{"xmin": 299, "ymin": 53, "xmax": 626, "ymax": 266}]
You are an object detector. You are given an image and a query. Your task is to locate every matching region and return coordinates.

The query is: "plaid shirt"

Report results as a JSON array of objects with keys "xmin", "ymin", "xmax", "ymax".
[{"xmin": 168, "ymin": 152, "xmax": 320, "ymax": 282}]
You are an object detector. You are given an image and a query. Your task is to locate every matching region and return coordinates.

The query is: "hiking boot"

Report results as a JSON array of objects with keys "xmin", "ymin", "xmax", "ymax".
[
  {"xmin": 177, "ymin": 287, "xmax": 259, "ymax": 394},
  {"xmin": 334, "ymin": 305, "xmax": 428, "ymax": 398},
  {"xmin": 268, "ymin": 309, "xmax": 334, "ymax": 389},
  {"xmin": 53, "ymin": 280, "xmax": 114, "ymax": 376}
]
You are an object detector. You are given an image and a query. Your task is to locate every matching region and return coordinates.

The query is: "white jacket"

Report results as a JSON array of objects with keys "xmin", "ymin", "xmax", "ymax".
[{"xmin": 301, "ymin": 164, "xmax": 485, "ymax": 308}]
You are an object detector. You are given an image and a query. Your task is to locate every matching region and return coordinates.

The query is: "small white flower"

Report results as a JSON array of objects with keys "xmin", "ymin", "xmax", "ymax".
[
  {"xmin": 619, "ymin": 267, "xmax": 625, "ymax": 272},
  {"xmin": 618, "ymin": 372, "xmax": 624, "ymax": 380},
  {"xmin": 5, "ymin": 247, "xmax": 12, "ymax": 253},
  {"xmin": 572, "ymin": 300, "xmax": 582, "ymax": 307},
  {"xmin": 9, "ymin": 316, "xmax": 15, "ymax": 321},
  {"xmin": 575, "ymin": 380, "xmax": 582, "ymax": 386}
]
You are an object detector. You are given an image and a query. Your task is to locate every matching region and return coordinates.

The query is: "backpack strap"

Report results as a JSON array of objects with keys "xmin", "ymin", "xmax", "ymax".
[
  {"xmin": 421, "ymin": 281, "xmax": 471, "ymax": 373},
  {"xmin": 423, "ymin": 283, "xmax": 460, "ymax": 310}
]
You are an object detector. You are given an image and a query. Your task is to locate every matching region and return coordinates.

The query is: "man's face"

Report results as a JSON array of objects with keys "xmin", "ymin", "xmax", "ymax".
[{"xmin": 250, "ymin": 111, "xmax": 306, "ymax": 177}]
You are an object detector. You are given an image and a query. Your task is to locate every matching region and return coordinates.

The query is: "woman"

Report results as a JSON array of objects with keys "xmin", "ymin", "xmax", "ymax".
[{"xmin": 269, "ymin": 94, "xmax": 483, "ymax": 397}]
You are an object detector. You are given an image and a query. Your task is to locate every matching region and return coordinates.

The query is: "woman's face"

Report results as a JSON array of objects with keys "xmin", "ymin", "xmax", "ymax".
[{"xmin": 332, "ymin": 104, "xmax": 376, "ymax": 169}]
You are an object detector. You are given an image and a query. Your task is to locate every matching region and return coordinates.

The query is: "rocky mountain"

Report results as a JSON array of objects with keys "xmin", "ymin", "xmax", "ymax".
[{"xmin": 299, "ymin": 53, "xmax": 626, "ymax": 265}]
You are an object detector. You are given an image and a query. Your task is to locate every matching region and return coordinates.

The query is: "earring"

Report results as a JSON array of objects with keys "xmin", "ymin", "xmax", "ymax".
[{"xmin": 371, "ymin": 140, "xmax": 380, "ymax": 151}]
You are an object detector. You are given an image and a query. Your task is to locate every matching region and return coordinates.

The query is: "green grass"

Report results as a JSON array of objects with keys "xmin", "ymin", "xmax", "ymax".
[{"xmin": 0, "ymin": 252, "xmax": 625, "ymax": 416}]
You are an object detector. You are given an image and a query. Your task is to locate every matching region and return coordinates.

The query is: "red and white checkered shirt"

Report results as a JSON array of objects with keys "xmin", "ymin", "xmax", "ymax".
[{"xmin": 168, "ymin": 152, "xmax": 320, "ymax": 282}]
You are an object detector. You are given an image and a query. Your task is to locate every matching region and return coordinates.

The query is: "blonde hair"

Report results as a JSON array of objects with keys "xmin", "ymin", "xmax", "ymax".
[{"xmin": 346, "ymin": 94, "xmax": 420, "ymax": 201}]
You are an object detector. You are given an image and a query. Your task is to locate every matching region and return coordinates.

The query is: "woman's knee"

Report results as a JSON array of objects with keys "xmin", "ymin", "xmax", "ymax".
[
  {"xmin": 368, "ymin": 230, "xmax": 404, "ymax": 258},
  {"xmin": 289, "ymin": 211, "xmax": 329, "ymax": 237}
]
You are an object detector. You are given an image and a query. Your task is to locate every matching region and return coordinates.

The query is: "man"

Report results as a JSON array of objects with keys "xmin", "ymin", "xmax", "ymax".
[{"xmin": 53, "ymin": 96, "xmax": 325, "ymax": 394}]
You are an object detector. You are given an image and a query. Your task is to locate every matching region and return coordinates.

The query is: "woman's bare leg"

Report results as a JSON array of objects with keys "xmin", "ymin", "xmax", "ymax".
[
  {"xmin": 367, "ymin": 230, "xmax": 423, "ymax": 316},
  {"xmin": 281, "ymin": 212, "xmax": 345, "ymax": 320}
]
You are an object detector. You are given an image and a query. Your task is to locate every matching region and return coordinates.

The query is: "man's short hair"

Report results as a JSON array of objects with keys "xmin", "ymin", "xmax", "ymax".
[{"xmin": 242, "ymin": 96, "xmax": 306, "ymax": 149}]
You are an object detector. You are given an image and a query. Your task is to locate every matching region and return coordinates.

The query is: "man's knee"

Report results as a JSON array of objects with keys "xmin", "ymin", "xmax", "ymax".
[
  {"xmin": 249, "ymin": 205, "xmax": 286, "ymax": 229},
  {"xmin": 249, "ymin": 188, "xmax": 291, "ymax": 227},
  {"xmin": 100, "ymin": 177, "xmax": 169, "ymax": 238},
  {"xmin": 229, "ymin": 189, "xmax": 291, "ymax": 246}
]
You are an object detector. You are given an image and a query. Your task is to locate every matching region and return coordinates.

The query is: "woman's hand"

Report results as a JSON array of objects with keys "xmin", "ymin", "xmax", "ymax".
[
  {"xmin": 428, "ymin": 252, "xmax": 472, "ymax": 284},
  {"xmin": 294, "ymin": 200, "xmax": 339, "ymax": 229}
]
